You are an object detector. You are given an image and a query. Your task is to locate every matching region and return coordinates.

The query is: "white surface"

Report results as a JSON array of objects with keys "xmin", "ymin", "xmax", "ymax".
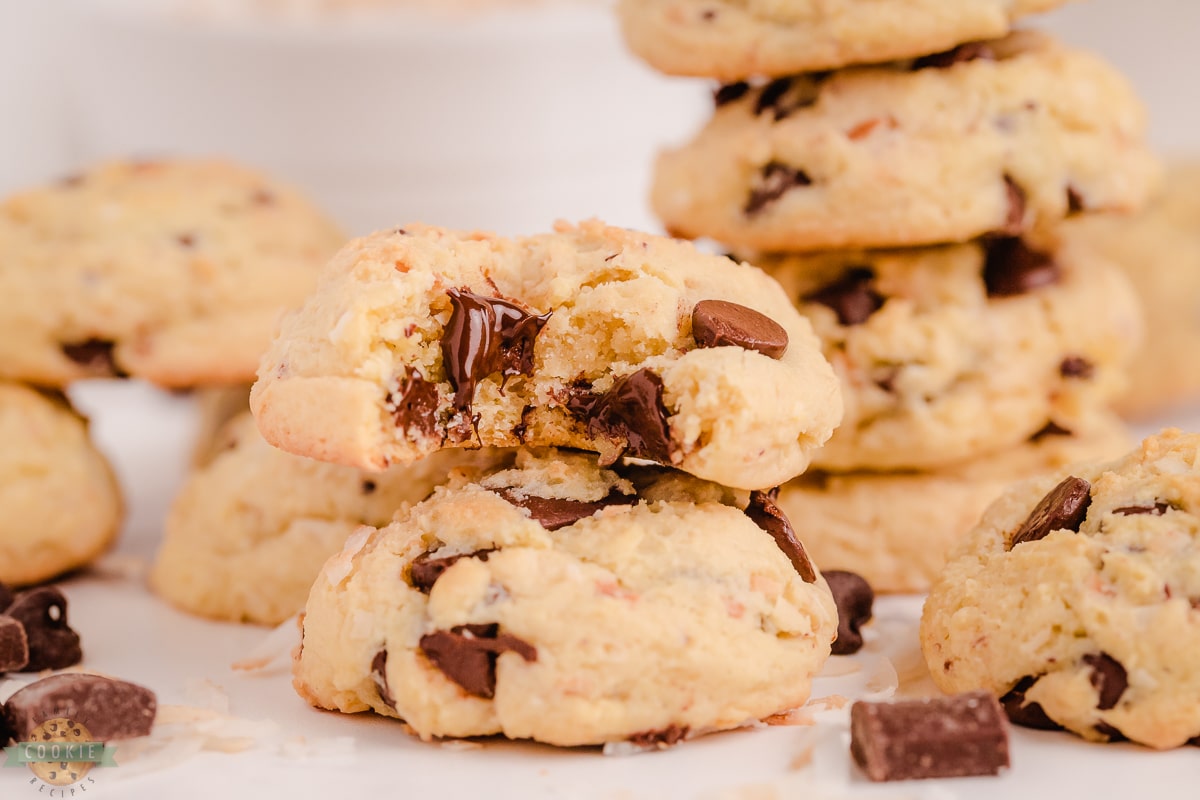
[{"xmin": 0, "ymin": 383, "xmax": 1196, "ymax": 799}]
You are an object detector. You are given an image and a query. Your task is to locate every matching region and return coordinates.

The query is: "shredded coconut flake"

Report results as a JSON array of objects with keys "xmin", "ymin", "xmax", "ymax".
[{"xmin": 232, "ymin": 615, "xmax": 302, "ymax": 674}]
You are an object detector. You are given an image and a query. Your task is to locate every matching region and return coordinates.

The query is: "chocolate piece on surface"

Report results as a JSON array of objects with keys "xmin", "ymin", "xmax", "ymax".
[
  {"xmin": 494, "ymin": 488, "xmax": 636, "ymax": 531},
  {"xmin": 6, "ymin": 587, "xmax": 81, "ymax": 671},
  {"xmin": 409, "ymin": 550, "xmax": 493, "ymax": 594},
  {"xmin": 802, "ymin": 267, "xmax": 885, "ymax": 326},
  {"xmin": 745, "ymin": 162, "xmax": 812, "ymax": 216},
  {"xmin": 745, "ymin": 491, "xmax": 817, "ymax": 583},
  {"xmin": 4, "ymin": 674, "xmax": 156, "ymax": 742},
  {"xmin": 568, "ymin": 369, "xmax": 675, "ymax": 465},
  {"xmin": 0, "ymin": 581, "xmax": 12, "ymax": 613},
  {"xmin": 824, "ymin": 570, "xmax": 874, "ymax": 655},
  {"xmin": 850, "ymin": 691, "xmax": 1010, "ymax": 782},
  {"xmin": 691, "ymin": 300, "xmax": 788, "ymax": 359},
  {"xmin": 419, "ymin": 624, "xmax": 536, "ymax": 699},
  {"xmin": 1009, "ymin": 476, "xmax": 1091, "ymax": 549},
  {"xmin": 0, "ymin": 615, "xmax": 29, "ymax": 673},
  {"xmin": 983, "ymin": 237, "xmax": 1059, "ymax": 297}
]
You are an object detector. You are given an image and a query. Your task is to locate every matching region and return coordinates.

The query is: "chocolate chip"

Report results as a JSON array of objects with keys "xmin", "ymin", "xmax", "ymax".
[
  {"xmin": 691, "ymin": 300, "xmax": 789, "ymax": 359},
  {"xmin": 1093, "ymin": 721, "xmax": 1127, "ymax": 741},
  {"xmin": 1009, "ymin": 476, "xmax": 1091, "ymax": 549},
  {"xmin": 361, "ymin": 480, "xmax": 377, "ymax": 494},
  {"xmin": 567, "ymin": 368, "xmax": 675, "ymax": 466},
  {"xmin": 714, "ymin": 81, "xmax": 749, "ymax": 106},
  {"xmin": 850, "ymin": 691, "xmax": 1010, "ymax": 782},
  {"xmin": 744, "ymin": 162, "xmax": 812, "ymax": 216},
  {"xmin": 409, "ymin": 550, "xmax": 493, "ymax": 593},
  {"xmin": 1059, "ymin": 356, "xmax": 1095, "ymax": 380},
  {"xmin": 1030, "ymin": 421, "xmax": 1073, "ymax": 442},
  {"xmin": 0, "ymin": 615, "xmax": 29, "ymax": 673},
  {"xmin": 998, "ymin": 176, "xmax": 1028, "ymax": 236},
  {"xmin": 754, "ymin": 78, "xmax": 792, "ymax": 118},
  {"xmin": 999, "ymin": 675, "xmax": 1063, "ymax": 730},
  {"xmin": 802, "ymin": 267, "xmax": 884, "ymax": 326},
  {"xmin": 441, "ymin": 289, "xmax": 551, "ymax": 437},
  {"xmin": 3, "ymin": 674, "xmax": 156, "ymax": 742},
  {"xmin": 1114, "ymin": 502, "xmax": 1169, "ymax": 516},
  {"xmin": 371, "ymin": 649, "xmax": 395, "ymax": 709},
  {"xmin": 1066, "ymin": 185, "xmax": 1087, "ymax": 214},
  {"xmin": 388, "ymin": 367, "xmax": 440, "ymax": 439},
  {"xmin": 824, "ymin": 570, "xmax": 874, "ymax": 656},
  {"xmin": 1083, "ymin": 652, "xmax": 1127, "ymax": 710},
  {"xmin": 60, "ymin": 339, "xmax": 127, "ymax": 377},
  {"xmin": 628, "ymin": 725, "xmax": 689, "ymax": 749},
  {"xmin": 494, "ymin": 488, "xmax": 636, "ymax": 531},
  {"xmin": 745, "ymin": 491, "xmax": 817, "ymax": 583},
  {"xmin": 6, "ymin": 587, "xmax": 81, "ymax": 671},
  {"xmin": 419, "ymin": 623, "xmax": 537, "ymax": 699},
  {"xmin": 984, "ymin": 238, "xmax": 1060, "ymax": 298},
  {"xmin": 912, "ymin": 41, "xmax": 997, "ymax": 70}
]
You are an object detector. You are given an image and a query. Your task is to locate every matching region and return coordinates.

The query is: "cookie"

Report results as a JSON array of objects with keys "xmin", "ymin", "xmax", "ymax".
[
  {"xmin": 920, "ymin": 430, "xmax": 1200, "ymax": 749},
  {"xmin": 0, "ymin": 383, "xmax": 122, "ymax": 586},
  {"xmin": 617, "ymin": 0, "xmax": 1071, "ymax": 80},
  {"xmin": 251, "ymin": 219, "xmax": 842, "ymax": 491},
  {"xmin": 652, "ymin": 31, "xmax": 1158, "ymax": 253},
  {"xmin": 775, "ymin": 410, "xmax": 1132, "ymax": 594},
  {"xmin": 751, "ymin": 232, "xmax": 1142, "ymax": 471},
  {"xmin": 1061, "ymin": 162, "xmax": 1200, "ymax": 419},
  {"xmin": 293, "ymin": 448, "xmax": 837, "ymax": 746},
  {"xmin": 151, "ymin": 412, "xmax": 509, "ymax": 625},
  {"xmin": 0, "ymin": 159, "xmax": 344, "ymax": 388}
]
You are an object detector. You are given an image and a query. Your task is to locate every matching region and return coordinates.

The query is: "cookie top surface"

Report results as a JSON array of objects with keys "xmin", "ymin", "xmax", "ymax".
[
  {"xmin": 751, "ymin": 232, "xmax": 1142, "ymax": 471},
  {"xmin": 0, "ymin": 159, "xmax": 344, "ymax": 388},
  {"xmin": 251, "ymin": 219, "xmax": 842, "ymax": 490},
  {"xmin": 653, "ymin": 31, "xmax": 1158, "ymax": 252},
  {"xmin": 293, "ymin": 448, "xmax": 837, "ymax": 746},
  {"xmin": 921, "ymin": 430, "xmax": 1200, "ymax": 749},
  {"xmin": 0, "ymin": 382, "xmax": 122, "ymax": 586},
  {"xmin": 618, "ymin": 0, "xmax": 1072, "ymax": 79}
]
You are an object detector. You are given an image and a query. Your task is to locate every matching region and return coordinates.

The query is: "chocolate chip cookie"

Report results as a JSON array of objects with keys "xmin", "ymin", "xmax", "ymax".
[
  {"xmin": 618, "ymin": 0, "xmax": 1071, "ymax": 79},
  {"xmin": 921, "ymin": 430, "xmax": 1200, "ymax": 749},
  {"xmin": 752, "ymin": 232, "xmax": 1142, "ymax": 471},
  {"xmin": 652, "ymin": 31, "xmax": 1158, "ymax": 252},
  {"xmin": 776, "ymin": 409, "xmax": 1131, "ymax": 593},
  {"xmin": 0, "ymin": 383, "xmax": 122, "ymax": 586},
  {"xmin": 152, "ymin": 412, "xmax": 509, "ymax": 625},
  {"xmin": 251, "ymin": 219, "xmax": 842, "ymax": 491},
  {"xmin": 0, "ymin": 159, "xmax": 344, "ymax": 388},
  {"xmin": 293, "ymin": 448, "xmax": 837, "ymax": 746}
]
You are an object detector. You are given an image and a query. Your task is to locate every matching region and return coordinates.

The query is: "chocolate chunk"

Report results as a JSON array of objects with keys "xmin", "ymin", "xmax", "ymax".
[
  {"xmin": 0, "ymin": 580, "xmax": 12, "ymax": 612},
  {"xmin": 824, "ymin": 570, "xmax": 874, "ymax": 656},
  {"xmin": 60, "ymin": 339, "xmax": 127, "ymax": 377},
  {"xmin": 752, "ymin": 76, "xmax": 819, "ymax": 121},
  {"xmin": 494, "ymin": 488, "xmax": 636, "ymax": 531},
  {"xmin": 6, "ymin": 587, "xmax": 81, "ymax": 671},
  {"xmin": 1093, "ymin": 721, "xmax": 1126, "ymax": 741},
  {"xmin": 754, "ymin": 78, "xmax": 792, "ymax": 117},
  {"xmin": 568, "ymin": 368, "xmax": 674, "ymax": 465},
  {"xmin": 1114, "ymin": 502, "xmax": 1169, "ymax": 516},
  {"xmin": 999, "ymin": 675, "xmax": 1062, "ymax": 730},
  {"xmin": 440, "ymin": 288, "xmax": 552, "ymax": 432},
  {"xmin": 419, "ymin": 623, "xmax": 537, "ymax": 699},
  {"xmin": 371, "ymin": 649, "xmax": 395, "ymax": 709},
  {"xmin": 361, "ymin": 480, "xmax": 377, "ymax": 494},
  {"xmin": 745, "ymin": 491, "xmax": 817, "ymax": 583},
  {"xmin": 999, "ymin": 177, "xmax": 1028, "ymax": 236},
  {"xmin": 1009, "ymin": 476, "xmax": 1091, "ymax": 549},
  {"xmin": 0, "ymin": 615, "xmax": 29, "ymax": 673},
  {"xmin": 1030, "ymin": 421, "xmax": 1072, "ymax": 442},
  {"xmin": 409, "ymin": 550, "xmax": 492, "ymax": 593},
  {"xmin": 912, "ymin": 41, "xmax": 997, "ymax": 70},
  {"xmin": 1083, "ymin": 652, "xmax": 1127, "ymax": 710},
  {"xmin": 1059, "ymin": 356, "xmax": 1095, "ymax": 380},
  {"xmin": 691, "ymin": 300, "xmax": 789, "ymax": 359},
  {"xmin": 802, "ymin": 267, "xmax": 885, "ymax": 326},
  {"xmin": 714, "ymin": 81, "xmax": 749, "ymax": 106},
  {"xmin": 984, "ymin": 237, "xmax": 1059, "ymax": 298},
  {"xmin": 1066, "ymin": 185, "xmax": 1087, "ymax": 214},
  {"xmin": 850, "ymin": 691, "xmax": 1010, "ymax": 782},
  {"xmin": 3, "ymin": 674, "xmax": 156, "ymax": 742},
  {"xmin": 388, "ymin": 367, "xmax": 440, "ymax": 438},
  {"xmin": 744, "ymin": 162, "xmax": 812, "ymax": 216},
  {"xmin": 628, "ymin": 725, "xmax": 689, "ymax": 749}
]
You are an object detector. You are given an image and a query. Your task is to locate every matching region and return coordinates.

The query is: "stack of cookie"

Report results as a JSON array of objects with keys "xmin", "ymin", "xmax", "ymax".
[
  {"xmin": 250, "ymin": 220, "xmax": 846, "ymax": 746},
  {"xmin": 0, "ymin": 158, "xmax": 344, "ymax": 589},
  {"xmin": 617, "ymin": 0, "xmax": 1158, "ymax": 592}
]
